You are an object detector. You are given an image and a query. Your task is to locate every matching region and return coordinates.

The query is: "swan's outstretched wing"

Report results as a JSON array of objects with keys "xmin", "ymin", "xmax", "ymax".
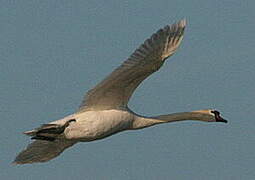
[
  {"xmin": 13, "ymin": 139, "xmax": 76, "ymax": 164},
  {"xmin": 79, "ymin": 19, "xmax": 186, "ymax": 112}
]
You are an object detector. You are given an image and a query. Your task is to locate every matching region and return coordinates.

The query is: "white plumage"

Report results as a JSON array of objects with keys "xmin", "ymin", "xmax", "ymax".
[{"xmin": 14, "ymin": 19, "xmax": 227, "ymax": 165}]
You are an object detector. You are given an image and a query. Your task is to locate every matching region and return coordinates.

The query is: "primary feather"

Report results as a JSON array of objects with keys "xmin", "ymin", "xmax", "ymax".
[{"xmin": 78, "ymin": 19, "xmax": 186, "ymax": 111}]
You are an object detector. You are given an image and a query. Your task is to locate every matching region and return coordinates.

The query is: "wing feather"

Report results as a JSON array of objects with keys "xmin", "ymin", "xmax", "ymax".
[{"xmin": 78, "ymin": 19, "xmax": 186, "ymax": 112}]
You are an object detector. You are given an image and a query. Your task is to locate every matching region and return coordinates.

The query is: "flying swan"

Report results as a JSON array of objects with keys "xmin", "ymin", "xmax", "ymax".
[{"xmin": 14, "ymin": 19, "xmax": 227, "ymax": 164}]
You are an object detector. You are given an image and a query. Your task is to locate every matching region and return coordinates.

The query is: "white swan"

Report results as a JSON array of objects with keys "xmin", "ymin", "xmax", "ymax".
[{"xmin": 14, "ymin": 19, "xmax": 227, "ymax": 164}]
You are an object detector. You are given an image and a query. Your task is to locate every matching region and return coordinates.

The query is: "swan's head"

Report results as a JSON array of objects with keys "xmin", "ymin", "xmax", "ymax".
[
  {"xmin": 193, "ymin": 109, "xmax": 228, "ymax": 123},
  {"xmin": 210, "ymin": 110, "xmax": 228, "ymax": 123}
]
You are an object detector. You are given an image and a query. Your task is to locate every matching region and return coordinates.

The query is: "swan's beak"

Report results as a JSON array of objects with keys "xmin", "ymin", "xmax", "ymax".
[
  {"xmin": 215, "ymin": 114, "xmax": 228, "ymax": 123},
  {"xmin": 211, "ymin": 110, "xmax": 228, "ymax": 123}
]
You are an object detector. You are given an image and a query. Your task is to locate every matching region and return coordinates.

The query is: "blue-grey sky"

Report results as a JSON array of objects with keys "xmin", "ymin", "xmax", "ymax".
[{"xmin": 1, "ymin": 1, "xmax": 254, "ymax": 179}]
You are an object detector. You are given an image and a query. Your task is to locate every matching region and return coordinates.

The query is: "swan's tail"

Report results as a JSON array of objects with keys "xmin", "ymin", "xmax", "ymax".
[
  {"xmin": 23, "ymin": 119, "xmax": 76, "ymax": 141},
  {"xmin": 13, "ymin": 139, "xmax": 76, "ymax": 165}
]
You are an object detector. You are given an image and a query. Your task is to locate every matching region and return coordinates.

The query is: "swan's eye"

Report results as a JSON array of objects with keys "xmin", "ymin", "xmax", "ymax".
[{"xmin": 211, "ymin": 110, "xmax": 220, "ymax": 116}]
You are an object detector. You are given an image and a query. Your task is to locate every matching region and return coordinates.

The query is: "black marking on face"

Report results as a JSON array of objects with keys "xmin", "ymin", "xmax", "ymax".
[{"xmin": 211, "ymin": 110, "xmax": 228, "ymax": 123}]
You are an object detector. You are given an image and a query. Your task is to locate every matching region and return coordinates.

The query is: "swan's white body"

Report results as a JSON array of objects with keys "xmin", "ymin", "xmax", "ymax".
[
  {"xmin": 65, "ymin": 110, "xmax": 134, "ymax": 141},
  {"xmin": 14, "ymin": 19, "xmax": 227, "ymax": 164}
]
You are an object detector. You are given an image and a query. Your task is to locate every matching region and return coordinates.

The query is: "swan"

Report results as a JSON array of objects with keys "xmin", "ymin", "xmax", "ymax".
[{"xmin": 14, "ymin": 19, "xmax": 227, "ymax": 165}]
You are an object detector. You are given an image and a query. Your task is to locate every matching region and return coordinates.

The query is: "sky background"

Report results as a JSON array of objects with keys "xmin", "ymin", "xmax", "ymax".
[{"xmin": 1, "ymin": 0, "xmax": 255, "ymax": 179}]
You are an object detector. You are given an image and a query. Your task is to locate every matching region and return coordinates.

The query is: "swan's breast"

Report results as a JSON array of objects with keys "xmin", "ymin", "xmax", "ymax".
[{"xmin": 65, "ymin": 110, "xmax": 134, "ymax": 141}]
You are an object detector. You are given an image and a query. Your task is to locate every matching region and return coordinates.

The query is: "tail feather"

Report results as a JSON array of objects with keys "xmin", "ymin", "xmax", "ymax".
[
  {"xmin": 13, "ymin": 139, "xmax": 76, "ymax": 164},
  {"xmin": 23, "ymin": 119, "xmax": 76, "ymax": 141},
  {"xmin": 23, "ymin": 124, "xmax": 63, "ymax": 137}
]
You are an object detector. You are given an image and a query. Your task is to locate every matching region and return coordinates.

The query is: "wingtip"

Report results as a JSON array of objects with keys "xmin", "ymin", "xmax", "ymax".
[
  {"xmin": 12, "ymin": 159, "xmax": 35, "ymax": 165},
  {"xmin": 12, "ymin": 156, "xmax": 25, "ymax": 165},
  {"xmin": 11, "ymin": 160, "xmax": 20, "ymax": 166},
  {"xmin": 12, "ymin": 159, "xmax": 33, "ymax": 165}
]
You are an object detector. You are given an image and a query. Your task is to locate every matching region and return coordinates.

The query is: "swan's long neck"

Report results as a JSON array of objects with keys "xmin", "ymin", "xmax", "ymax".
[{"xmin": 131, "ymin": 111, "xmax": 214, "ymax": 129}]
